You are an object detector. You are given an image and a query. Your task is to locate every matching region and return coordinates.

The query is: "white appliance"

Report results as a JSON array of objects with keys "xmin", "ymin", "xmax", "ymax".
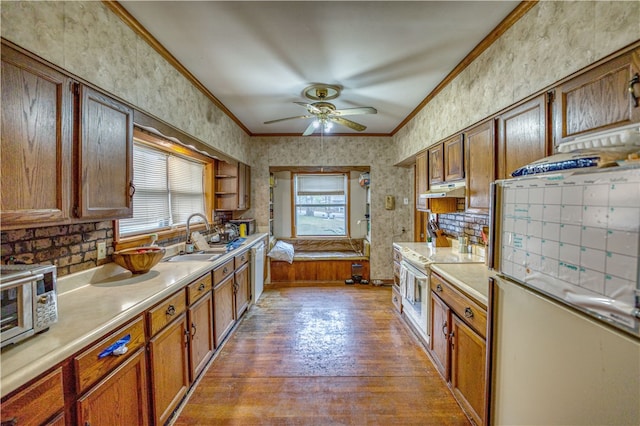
[
  {"xmin": 397, "ymin": 244, "xmax": 483, "ymax": 344},
  {"xmin": 489, "ymin": 166, "xmax": 640, "ymax": 424},
  {"xmin": 251, "ymin": 242, "xmax": 265, "ymax": 303}
]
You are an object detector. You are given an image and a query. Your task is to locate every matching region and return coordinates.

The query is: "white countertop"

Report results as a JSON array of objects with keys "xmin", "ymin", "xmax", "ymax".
[
  {"xmin": 393, "ymin": 241, "xmax": 485, "ymax": 264},
  {"xmin": 0, "ymin": 234, "xmax": 267, "ymax": 397},
  {"xmin": 430, "ymin": 263, "xmax": 495, "ymax": 308}
]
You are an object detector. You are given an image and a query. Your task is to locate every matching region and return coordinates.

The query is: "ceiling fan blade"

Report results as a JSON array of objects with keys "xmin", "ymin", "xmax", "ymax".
[
  {"xmin": 330, "ymin": 117, "xmax": 367, "ymax": 132},
  {"xmin": 331, "ymin": 106, "xmax": 377, "ymax": 117},
  {"xmin": 302, "ymin": 121, "xmax": 317, "ymax": 136},
  {"xmin": 264, "ymin": 114, "xmax": 313, "ymax": 124},
  {"xmin": 294, "ymin": 101, "xmax": 322, "ymax": 114}
]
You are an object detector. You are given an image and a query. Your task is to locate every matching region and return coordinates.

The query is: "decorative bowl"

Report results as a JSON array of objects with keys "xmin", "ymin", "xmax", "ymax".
[{"xmin": 112, "ymin": 247, "xmax": 166, "ymax": 274}]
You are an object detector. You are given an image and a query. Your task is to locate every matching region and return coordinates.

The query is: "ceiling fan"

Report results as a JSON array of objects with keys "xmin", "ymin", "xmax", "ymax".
[{"xmin": 264, "ymin": 84, "xmax": 377, "ymax": 136}]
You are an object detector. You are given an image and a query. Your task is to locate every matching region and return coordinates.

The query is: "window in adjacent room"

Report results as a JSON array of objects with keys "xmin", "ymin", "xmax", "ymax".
[
  {"xmin": 119, "ymin": 142, "xmax": 206, "ymax": 236},
  {"xmin": 294, "ymin": 173, "xmax": 348, "ymax": 236}
]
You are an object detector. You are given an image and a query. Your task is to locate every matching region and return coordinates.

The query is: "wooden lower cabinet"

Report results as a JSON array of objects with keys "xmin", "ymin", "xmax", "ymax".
[
  {"xmin": 451, "ymin": 314, "xmax": 486, "ymax": 426},
  {"xmin": 76, "ymin": 348, "xmax": 149, "ymax": 426},
  {"xmin": 214, "ymin": 274, "xmax": 236, "ymax": 347},
  {"xmin": 148, "ymin": 313, "xmax": 190, "ymax": 425},
  {"xmin": 0, "ymin": 367, "xmax": 65, "ymax": 426},
  {"xmin": 234, "ymin": 262, "xmax": 250, "ymax": 318},
  {"xmin": 429, "ymin": 273, "xmax": 488, "ymax": 425},
  {"xmin": 188, "ymin": 292, "xmax": 214, "ymax": 381}
]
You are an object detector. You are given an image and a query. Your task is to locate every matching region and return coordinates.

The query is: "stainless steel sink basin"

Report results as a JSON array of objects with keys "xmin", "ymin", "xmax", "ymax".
[{"xmin": 164, "ymin": 253, "xmax": 221, "ymax": 262}]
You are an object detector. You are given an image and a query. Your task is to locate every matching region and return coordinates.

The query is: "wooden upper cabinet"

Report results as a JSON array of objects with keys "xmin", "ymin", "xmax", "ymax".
[
  {"xmin": 76, "ymin": 85, "xmax": 134, "ymax": 219},
  {"xmin": 415, "ymin": 151, "xmax": 428, "ymax": 211},
  {"xmin": 1, "ymin": 44, "xmax": 73, "ymax": 228},
  {"xmin": 428, "ymin": 143, "xmax": 444, "ymax": 185},
  {"xmin": 553, "ymin": 47, "xmax": 640, "ymax": 146},
  {"xmin": 497, "ymin": 94, "xmax": 550, "ymax": 179},
  {"xmin": 443, "ymin": 135, "xmax": 464, "ymax": 181},
  {"xmin": 465, "ymin": 120, "xmax": 495, "ymax": 213},
  {"xmin": 237, "ymin": 162, "xmax": 250, "ymax": 210}
]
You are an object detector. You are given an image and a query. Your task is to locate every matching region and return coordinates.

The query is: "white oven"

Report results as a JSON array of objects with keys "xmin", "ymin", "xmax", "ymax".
[{"xmin": 399, "ymin": 259, "xmax": 430, "ymax": 344}]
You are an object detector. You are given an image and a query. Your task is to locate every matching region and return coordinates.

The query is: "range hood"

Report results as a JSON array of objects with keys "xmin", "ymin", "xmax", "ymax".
[{"xmin": 419, "ymin": 181, "xmax": 466, "ymax": 199}]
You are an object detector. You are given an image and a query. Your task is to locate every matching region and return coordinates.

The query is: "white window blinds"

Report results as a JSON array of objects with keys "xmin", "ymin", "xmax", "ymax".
[
  {"xmin": 119, "ymin": 143, "xmax": 205, "ymax": 236},
  {"xmin": 296, "ymin": 174, "xmax": 346, "ymax": 195}
]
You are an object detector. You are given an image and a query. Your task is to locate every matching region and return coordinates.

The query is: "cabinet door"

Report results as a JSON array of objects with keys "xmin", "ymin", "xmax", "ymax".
[
  {"xmin": 188, "ymin": 293, "xmax": 214, "ymax": 382},
  {"xmin": 1, "ymin": 367, "xmax": 65, "ymax": 426},
  {"xmin": 148, "ymin": 314, "xmax": 189, "ymax": 426},
  {"xmin": 553, "ymin": 47, "xmax": 640, "ymax": 146},
  {"xmin": 77, "ymin": 348, "xmax": 149, "ymax": 426},
  {"xmin": 429, "ymin": 292, "xmax": 450, "ymax": 381},
  {"xmin": 1, "ymin": 44, "xmax": 73, "ymax": 227},
  {"xmin": 234, "ymin": 262, "xmax": 250, "ymax": 318},
  {"xmin": 428, "ymin": 143, "xmax": 444, "ymax": 185},
  {"xmin": 465, "ymin": 120, "xmax": 495, "ymax": 213},
  {"xmin": 415, "ymin": 151, "xmax": 428, "ymax": 211},
  {"xmin": 237, "ymin": 162, "xmax": 250, "ymax": 210},
  {"xmin": 497, "ymin": 94, "xmax": 549, "ymax": 179},
  {"xmin": 443, "ymin": 135, "xmax": 464, "ymax": 181},
  {"xmin": 451, "ymin": 314, "xmax": 487, "ymax": 426},
  {"xmin": 214, "ymin": 274, "xmax": 236, "ymax": 347},
  {"xmin": 76, "ymin": 85, "xmax": 134, "ymax": 219}
]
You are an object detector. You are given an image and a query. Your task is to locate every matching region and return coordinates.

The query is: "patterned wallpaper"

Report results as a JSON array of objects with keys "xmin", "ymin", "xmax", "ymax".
[
  {"xmin": 0, "ymin": 1, "xmax": 251, "ymax": 164},
  {"xmin": 249, "ymin": 136, "xmax": 413, "ymax": 280},
  {"xmin": 393, "ymin": 0, "xmax": 640, "ymax": 162}
]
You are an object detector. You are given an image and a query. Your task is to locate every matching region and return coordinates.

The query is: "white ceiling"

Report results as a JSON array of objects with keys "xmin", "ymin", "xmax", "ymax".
[{"xmin": 120, "ymin": 1, "xmax": 520, "ymax": 136}]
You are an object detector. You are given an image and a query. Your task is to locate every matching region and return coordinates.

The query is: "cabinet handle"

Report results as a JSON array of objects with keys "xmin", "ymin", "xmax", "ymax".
[
  {"xmin": 223, "ymin": 267, "xmax": 229, "ymax": 275},
  {"xmin": 393, "ymin": 296, "xmax": 398, "ymax": 302},
  {"xmin": 436, "ymin": 284, "xmax": 442, "ymax": 292},
  {"xmin": 630, "ymin": 73, "xmax": 640, "ymax": 107},
  {"xmin": 129, "ymin": 182, "xmax": 136, "ymax": 198},
  {"xmin": 166, "ymin": 305, "xmax": 176, "ymax": 316},
  {"xmin": 442, "ymin": 321, "xmax": 448, "ymax": 337},
  {"xmin": 1, "ymin": 417, "xmax": 17, "ymax": 426},
  {"xmin": 198, "ymin": 283, "xmax": 205, "ymax": 292},
  {"xmin": 191, "ymin": 322, "xmax": 197, "ymax": 337},
  {"xmin": 464, "ymin": 307, "xmax": 474, "ymax": 318}
]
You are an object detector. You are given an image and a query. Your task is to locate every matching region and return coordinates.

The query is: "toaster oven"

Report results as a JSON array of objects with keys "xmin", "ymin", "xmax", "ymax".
[{"xmin": 0, "ymin": 264, "xmax": 58, "ymax": 348}]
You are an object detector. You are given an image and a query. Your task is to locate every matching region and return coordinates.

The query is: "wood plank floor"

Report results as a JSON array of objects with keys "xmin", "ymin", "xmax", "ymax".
[{"xmin": 173, "ymin": 284, "xmax": 470, "ymax": 425}]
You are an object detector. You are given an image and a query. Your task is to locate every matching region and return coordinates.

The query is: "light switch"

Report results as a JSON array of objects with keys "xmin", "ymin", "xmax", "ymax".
[{"xmin": 403, "ymin": 198, "xmax": 409, "ymax": 205}]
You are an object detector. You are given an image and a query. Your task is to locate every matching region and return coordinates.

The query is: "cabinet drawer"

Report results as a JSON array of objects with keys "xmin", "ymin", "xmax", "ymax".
[
  {"xmin": 74, "ymin": 316, "xmax": 146, "ymax": 394},
  {"xmin": 1, "ymin": 367, "xmax": 64, "ymax": 426},
  {"xmin": 393, "ymin": 261, "xmax": 400, "ymax": 277},
  {"xmin": 187, "ymin": 273, "xmax": 212, "ymax": 305},
  {"xmin": 148, "ymin": 290, "xmax": 187, "ymax": 336},
  {"xmin": 391, "ymin": 286, "xmax": 402, "ymax": 313},
  {"xmin": 213, "ymin": 258, "xmax": 235, "ymax": 285},
  {"xmin": 234, "ymin": 250, "xmax": 249, "ymax": 269},
  {"xmin": 393, "ymin": 248, "xmax": 402, "ymax": 263},
  {"xmin": 431, "ymin": 273, "xmax": 487, "ymax": 338}
]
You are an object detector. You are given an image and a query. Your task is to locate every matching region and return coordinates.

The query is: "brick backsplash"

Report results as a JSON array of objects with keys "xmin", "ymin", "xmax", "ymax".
[
  {"xmin": 438, "ymin": 204, "xmax": 489, "ymax": 246},
  {"xmin": 1, "ymin": 221, "xmax": 116, "ymax": 276}
]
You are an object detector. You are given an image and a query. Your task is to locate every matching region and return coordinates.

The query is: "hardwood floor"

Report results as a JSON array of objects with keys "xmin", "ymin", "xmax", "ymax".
[{"xmin": 173, "ymin": 284, "xmax": 470, "ymax": 425}]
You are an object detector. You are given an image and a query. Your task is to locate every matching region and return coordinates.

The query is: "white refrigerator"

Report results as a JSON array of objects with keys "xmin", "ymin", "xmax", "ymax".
[{"xmin": 488, "ymin": 166, "xmax": 640, "ymax": 425}]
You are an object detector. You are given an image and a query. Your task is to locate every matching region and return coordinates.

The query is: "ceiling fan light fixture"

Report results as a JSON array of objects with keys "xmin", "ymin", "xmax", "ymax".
[
  {"xmin": 313, "ymin": 120, "xmax": 320, "ymax": 128},
  {"xmin": 303, "ymin": 84, "xmax": 341, "ymax": 101}
]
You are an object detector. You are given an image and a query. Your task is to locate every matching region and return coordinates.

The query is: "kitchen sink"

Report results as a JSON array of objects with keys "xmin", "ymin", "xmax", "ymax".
[{"xmin": 164, "ymin": 253, "xmax": 222, "ymax": 262}]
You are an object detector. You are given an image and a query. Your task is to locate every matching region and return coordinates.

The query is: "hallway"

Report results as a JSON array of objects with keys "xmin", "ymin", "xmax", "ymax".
[{"xmin": 173, "ymin": 284, "xmax": 470, "ymax": 425}]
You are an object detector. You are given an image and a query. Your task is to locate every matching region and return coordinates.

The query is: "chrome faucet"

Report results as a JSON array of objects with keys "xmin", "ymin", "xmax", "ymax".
[{"xmin": 185, "ymin": 213, "xmax": 210, "ymax": 243}]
